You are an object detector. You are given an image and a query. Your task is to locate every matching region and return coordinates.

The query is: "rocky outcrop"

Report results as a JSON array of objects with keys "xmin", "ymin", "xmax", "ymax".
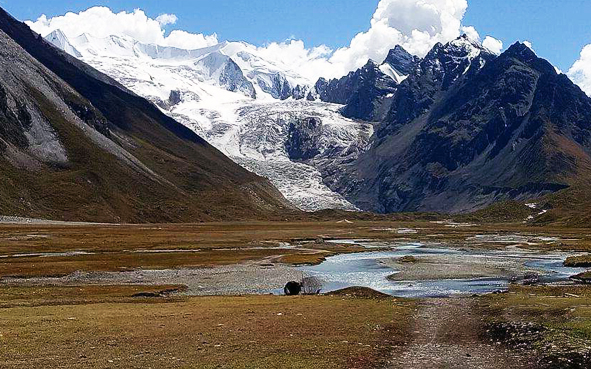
[
  {"xmin": 255, "ymin": 73, "xmax": 292, "ymax": 100},
  {"xmin": 250, "ymin": 73, "xmax": 317, "ymax": 101},
  {"xmin": 219, "ymin": 58, "xmax": 257, "ymax": 98},
  {"xmin": 383, "ymin": 45, "xmax": 420, "ymax": 76},
  {"xmin": 196, "ymin": 52, "xmax": 256, "ymax": 98},
  {"xmin": 285, "ymin": 117, "xmax": 323, "ymax": 161}
]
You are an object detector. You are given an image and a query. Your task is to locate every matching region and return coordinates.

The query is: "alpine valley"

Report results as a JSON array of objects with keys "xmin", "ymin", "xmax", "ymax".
[{"xmin": 6, "ymin": 4, "xmax": 591, "ymax": 369}]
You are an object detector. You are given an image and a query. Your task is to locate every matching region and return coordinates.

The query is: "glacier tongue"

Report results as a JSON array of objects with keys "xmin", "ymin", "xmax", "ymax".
[
  {"xmin": 169, "ymin": 98, "xmax": 371, "ymax": 211},
  {"xmin": 45, "ymin": 30, "xmax": 371, "ymax": 211},
  {"xmin": 236, "ymin": 157, "xmax": 355, "ymax": 211}
]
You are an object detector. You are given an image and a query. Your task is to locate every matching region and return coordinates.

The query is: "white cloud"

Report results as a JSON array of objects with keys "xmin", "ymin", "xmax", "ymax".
[
  {"xmin": 568, "ymin": 44, "xmax": 591, "ymax": 95},
  {"xmin": 302, "ymin": 0, "xmax": 503, "ymax": 79},
  {"xmin": 461, "ymin": 26, "xmax": 480, "ymax": 42},
  {"xmin": 26, "ymin": 7, "xmax": 218, "ymax": 50},
  {"xmin": 254, "ymin": 40, "xmax": 334, "ymax": 81},
  {"xmin": 165, "ymin": 30, "xmax": 218, "ymax": 50},
  {"xmin": 156, "ymin": 13, "xmax": 177, "ymax": 26},
  {"xmin": 482, "ymin": 36, "xmax": 503, "ymax": 54}
]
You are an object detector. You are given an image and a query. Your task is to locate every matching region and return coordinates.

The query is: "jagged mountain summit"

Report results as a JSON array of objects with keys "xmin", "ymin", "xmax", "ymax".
[
  {"xmin": 45, "ymin": 30, "xmax": 313, "ymax": 102},
  {"xmin": 316, "ymin": 35, "xmax": 494, "ymax": 124},
  {"xmin": 328, "ymin": 38, "xmax": 591, "ymax": 216},
  {"xmin": 315, "ymin": 45, "xmax": 418, "ymax": 109},
  {"xmin": 315, "ymin": 59, "xmax": 398, "ymax": 122},
  {"xmin": 0, "ymin": 7, "xmax": 292, "ymax": 222}
]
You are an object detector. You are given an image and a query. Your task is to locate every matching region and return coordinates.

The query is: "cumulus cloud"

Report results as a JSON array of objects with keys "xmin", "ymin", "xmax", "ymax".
[
  {"xmin": 326, "ymin": 0, "xmax": 470, "ymax": 77},
  {"xmin": 286, "ymin": 0, "xmax": 503, "ymax": 79},
  {"xmin": 156, "ymin": 13, "xmax": 177, "ymax": 26},
  {"xmin": 254, "ymin": 40, "xmax": 334, "ymax": 81},
  {"xmin": 482, "ymin": 36, "xmax": 503, "ymax": 54},
  {"xmin": 461, "ymin": 26, "xmax": 480, "ymax": 42},
  {"xmin": 26, "ymin": 7, "xmax": 218, "ymax": 50},
  {"xmin": 25, "ymin": 1, "xmax": 505, "ymax": 81},
  {"xmin": 568, "ymin": 44, "xmax": 591, "ymax": 95}
]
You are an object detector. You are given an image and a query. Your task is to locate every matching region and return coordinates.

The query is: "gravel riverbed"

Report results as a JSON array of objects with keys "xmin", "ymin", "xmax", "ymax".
[{"xmin": 1, "ymin": 261, "xmax": 303, "ymax": 296}]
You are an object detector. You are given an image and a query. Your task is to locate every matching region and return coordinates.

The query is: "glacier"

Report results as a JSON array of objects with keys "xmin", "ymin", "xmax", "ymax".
[{"xmin": 45, "ymin": 30, "xmax": 373, "ymax": 211}]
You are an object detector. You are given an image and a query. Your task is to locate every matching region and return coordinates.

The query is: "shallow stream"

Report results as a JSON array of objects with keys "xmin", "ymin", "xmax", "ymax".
[{"xmin": 299, "ymin": 241, "xmax": 583, "ymax": 298}]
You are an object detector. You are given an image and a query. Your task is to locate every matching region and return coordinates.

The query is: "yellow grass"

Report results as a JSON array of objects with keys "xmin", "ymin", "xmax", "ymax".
[{"xmin": 0, "ymin": 291, "xmax": 414, "ymax": 369}]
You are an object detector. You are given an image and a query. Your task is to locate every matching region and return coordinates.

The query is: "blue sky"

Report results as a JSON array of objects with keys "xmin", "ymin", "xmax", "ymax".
[{"xmin": 3, "ymin": 0, "xmax": 591, "ymax": 71}]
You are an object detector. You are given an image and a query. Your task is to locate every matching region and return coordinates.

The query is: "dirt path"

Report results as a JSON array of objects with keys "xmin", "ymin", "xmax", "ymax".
[{"xmin": 387, "ymin": 298, "xmax": 536, "ymax": 369}]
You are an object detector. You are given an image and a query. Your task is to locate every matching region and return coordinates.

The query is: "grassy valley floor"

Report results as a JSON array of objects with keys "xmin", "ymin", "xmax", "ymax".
[
  {"xmin": 1, "ymin": 220, "xmax": 591, "ymax": 368},
  {"xmin": 0, "ymin": 288, "xmax": 413, "ymax": 369}
]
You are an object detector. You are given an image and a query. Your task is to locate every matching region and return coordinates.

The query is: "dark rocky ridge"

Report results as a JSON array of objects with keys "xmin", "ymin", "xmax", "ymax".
[
  {"xmin": 325, "ymin": 37, "xmax": 591, "ymax": 214},
  {"xmin": 315, "ymin": 60, "xmax": 398, "ymax": 121},
  {"xmin": 313, "ymin": 44, "xmax": 423, "ymax": 123}
]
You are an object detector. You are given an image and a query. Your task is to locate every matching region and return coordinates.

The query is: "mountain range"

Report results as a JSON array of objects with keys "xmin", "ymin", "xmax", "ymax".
[
  {"xmin": 2, "ymin": 6, "xmax": 591, "ymax": 224},
  {"xmin": 327, "ymin": 36, "xmax": 591, "ymax": 221}
]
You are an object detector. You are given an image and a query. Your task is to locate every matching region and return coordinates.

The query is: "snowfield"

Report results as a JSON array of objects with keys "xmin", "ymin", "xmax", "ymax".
[{"xmin": 46, "ymin": 31, "xmax": 374, "ymax": 211}]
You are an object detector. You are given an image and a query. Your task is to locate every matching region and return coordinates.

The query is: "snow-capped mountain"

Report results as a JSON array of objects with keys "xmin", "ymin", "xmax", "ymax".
[
  {"xmin": 0, "ymin": 7, "xmax": 291, "ymax": 223},
  {"xmin": 45, "ymin": 30, "xmax": 368, "ymax": 211},
  {"xmin": 39, "ymin": 27, "xmax": 591, "ymax": 220},
  {"xmin": 46, "ymin": 30, "xmax": 313, "ymax": 101}
]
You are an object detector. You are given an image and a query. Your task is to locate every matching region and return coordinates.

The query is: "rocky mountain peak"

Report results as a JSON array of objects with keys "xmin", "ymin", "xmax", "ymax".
[
  {"xmin": 314, "ymin": 56, "xmax": 397, "ymax": 113},
  {"xmin": 500, "ymin": 42, "xmax": 558, "ymax": 76},
  {"xmin": 329, "ymin": 27, "xmax": 591, "ymax": 216},
  {"xmin": 428, "ymin": 34, "xmax": 490, "ymax": 61},
  {"xmin": 383, "ymin": 45, "xmax": 419, "ymax": 76},
  {"xmin": 504, "ymin": 41, "xmax": 536, "ymax": 58},
  {"xmin": 413, "ymin": 35, "xmax": 495, "ymax": 92},
  {"xmin": 362, "ymin": 59, "xmax": 380, "ymax": 71}
]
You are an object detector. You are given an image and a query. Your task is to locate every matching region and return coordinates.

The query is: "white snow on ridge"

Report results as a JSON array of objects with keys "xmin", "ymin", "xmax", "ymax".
[
  {"xmin": 379, "ymin": 63, "xmax": 408, "ymax": 84},
  {"xmin": 46, "ymin": 30, "xmax": 372, "ymax": 211},
  {"xmin": 46, "ymin": 29, "xmax": 82, "ymax": 57}
]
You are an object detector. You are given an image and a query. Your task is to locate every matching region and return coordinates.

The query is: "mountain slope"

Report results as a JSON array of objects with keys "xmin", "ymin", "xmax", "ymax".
[
  {"xmin": 329, "ymin": 38, "xmax": 591, "ymax": 214},
  {"xmin": 0, "ymin": 7, "xmax": 292, "ymax": 222}
]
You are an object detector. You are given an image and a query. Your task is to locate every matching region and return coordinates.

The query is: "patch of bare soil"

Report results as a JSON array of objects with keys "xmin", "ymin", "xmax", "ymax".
[{"xmin": 387, "ymin": 298, "xmax": 537, "ymax": 368}]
